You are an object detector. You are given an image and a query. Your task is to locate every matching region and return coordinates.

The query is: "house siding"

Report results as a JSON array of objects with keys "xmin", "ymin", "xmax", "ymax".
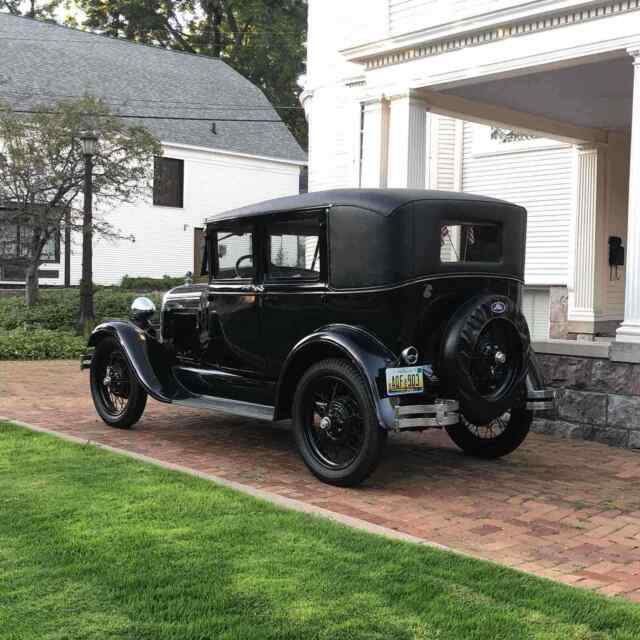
[
  {"xmin": 462, "ymin": 123, "xmax": 573, "ymax": 287},
  {"xmin": 68, "ymin": 144, "xmax": 301, "ymax": 286}
]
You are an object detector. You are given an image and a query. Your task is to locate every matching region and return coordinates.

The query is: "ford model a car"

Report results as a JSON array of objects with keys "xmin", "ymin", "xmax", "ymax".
[{"xmin": 82, "ymin": 189, "xmax": 554, "ymax": 486}]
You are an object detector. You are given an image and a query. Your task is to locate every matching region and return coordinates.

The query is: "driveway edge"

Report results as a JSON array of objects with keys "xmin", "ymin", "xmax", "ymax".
[{"xmin": 2, "ymin": 416, "xmax": 453, "ymax": 551}]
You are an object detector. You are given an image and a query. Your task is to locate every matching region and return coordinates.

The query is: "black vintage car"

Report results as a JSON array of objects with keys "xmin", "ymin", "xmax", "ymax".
[{"xmin": 82, "ymin": 189, "xmax": 554, "ymax": 486}]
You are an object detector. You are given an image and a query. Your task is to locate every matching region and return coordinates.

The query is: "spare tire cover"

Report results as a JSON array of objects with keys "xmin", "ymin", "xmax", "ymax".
[{"xmin": 440, "ymin": 294, "xmax": 530, "ymax": 424}]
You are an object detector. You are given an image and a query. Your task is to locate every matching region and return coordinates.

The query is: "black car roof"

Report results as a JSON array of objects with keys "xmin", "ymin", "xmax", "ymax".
[{"xmin": 205, "ymin": 188, "xmax": 516, "ymax": 224}]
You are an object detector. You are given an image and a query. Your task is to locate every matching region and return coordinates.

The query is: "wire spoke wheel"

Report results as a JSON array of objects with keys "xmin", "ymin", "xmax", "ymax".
[
  {"xmin": 97, "ymin": 351, "xmax": 132, "ymax": 418},
  {"xmin": 304, "ymin": 375, "xmax": 366, "ymax": 470},
  {"xmin": 462, "ymin": 411, "xmax": 511, "ymax": 440}
]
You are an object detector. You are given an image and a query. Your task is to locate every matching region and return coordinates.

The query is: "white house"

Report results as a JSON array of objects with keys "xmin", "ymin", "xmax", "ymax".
[
  {"xmin": 0, "ymin": 13, "xmax": 306, "ymax": 287},
  {"xmin": 301, "ymin": 0, "xmax": 640, "ymax": 350}
]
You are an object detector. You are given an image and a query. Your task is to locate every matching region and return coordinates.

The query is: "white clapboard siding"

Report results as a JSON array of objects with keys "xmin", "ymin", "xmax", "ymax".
[
  {"xmin": 389, "ymin": 0, "xmax": 526, "ymax": 34},
  {"xmin": 462, "ymin": 124, "xmax": 573, "ymax": 286},
  {"xmin": 430, "ymin": 115, "xmax": 458, "ymax": 191},
  {"xmin": 522, "ymin": 288, "xmax": 550, "ymax": 340}
]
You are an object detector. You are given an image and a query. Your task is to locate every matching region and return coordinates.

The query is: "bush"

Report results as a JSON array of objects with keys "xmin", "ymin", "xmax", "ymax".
[
  {"xmin": 120, "ymin": 274, "xmax": 185, "ymax": 290},
  {"xmin": 0, "ymin": 328, "xmax": 86, "ymax": 360},
  {"xmin": 0, "ymin": 288, "xmax": 164, "ymax": 333}
]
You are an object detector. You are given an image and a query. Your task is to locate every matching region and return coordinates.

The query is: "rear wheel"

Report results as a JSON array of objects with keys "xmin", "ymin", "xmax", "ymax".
[
  {"xmin": 293, "ymin": 358, "xmax": 386, "ymax": 486},
  {"xmin": 90, "ymin": 337, "xmax": 147, "ymax": 428},
  {"xmin": 445, "ymin": 407, "xmax": 531, "ymax": 459}
]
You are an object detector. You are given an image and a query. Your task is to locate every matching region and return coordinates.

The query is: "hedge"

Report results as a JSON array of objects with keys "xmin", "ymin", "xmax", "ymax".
[
  {"xmin": 120, "ymin": 274, "xmax": 185, "ymax": 291},
  {"xmin": 0, "ymin": 328, "xmax": 86, "ymax": 360},
  {"xmin": 0, "ymin": 288, "xmax": 164, "ymax": 333}
]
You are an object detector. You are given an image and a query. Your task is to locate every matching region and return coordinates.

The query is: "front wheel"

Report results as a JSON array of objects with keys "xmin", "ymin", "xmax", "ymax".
[
  {"xmin": 90, "ymin": 337, "xmax": 147, "ymax": 428},
  {"xmin": 445, "ymin": 407, "xmax": 531, "ymax": 459},
  {"xmin": 292, "ymin": 358, "xmax": 386, "ymax": 487}
]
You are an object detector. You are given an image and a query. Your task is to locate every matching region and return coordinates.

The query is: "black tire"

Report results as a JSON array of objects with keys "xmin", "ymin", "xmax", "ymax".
[
  {"xmin": 292, "ymin": 358, "xmax": 386, "ymax": 487},
  {"xmin": 445, "ymin": 407, "xmax": 532, "ymax": 459},
  {"xmin": 440, "ymin": 294, "xmax": 530, "ymax": 425},
  {"xmin": 90, "ymin": 337, "xmax": 147, "ymax": 428}
]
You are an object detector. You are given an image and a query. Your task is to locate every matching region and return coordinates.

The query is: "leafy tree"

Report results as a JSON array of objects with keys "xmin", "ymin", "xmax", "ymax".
[
  {"xmin": 0, "ymin": 98, "xmax": 161, "ymax": 326},
  {"xmin": 0, "ymin": 0, "xmax": 61, "ymax": 19},
  {"xmin": 72, "ymin": 0, "xmax": 308, "ymax": 148}
]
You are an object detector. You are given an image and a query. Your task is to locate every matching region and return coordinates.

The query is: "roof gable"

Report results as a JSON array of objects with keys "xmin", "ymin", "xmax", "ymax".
[{"xmin": 0, "ymin": 14, "xmax": 306, "ymax": 163}]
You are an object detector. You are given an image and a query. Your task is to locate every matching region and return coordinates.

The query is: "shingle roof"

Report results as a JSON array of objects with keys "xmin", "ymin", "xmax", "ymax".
[{"xmin": 0, "ymin": 13, "xmax": 306, "ymax": 163}]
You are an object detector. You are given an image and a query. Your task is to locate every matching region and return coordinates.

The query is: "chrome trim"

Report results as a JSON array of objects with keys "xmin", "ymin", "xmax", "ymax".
[
  {"xmin": 526, "ymin": 388, "xmax": 556, "ymax": 412},
  {"xmin": 394, "ymin": 399, "xmax": 459, "ymax": 430},
  {"xmin": 401, "ymin": 346, "xmax": 419, "ymax": 365},
  {"xmin": 80, "ymin": 353, "xmax": 93, "ymax": 370}
]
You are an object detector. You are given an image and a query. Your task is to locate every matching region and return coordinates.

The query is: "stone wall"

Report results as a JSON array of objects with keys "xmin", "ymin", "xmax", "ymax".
[{"xmin": 533, "ymin": 353, "xmax": 640, "ymax": 449}]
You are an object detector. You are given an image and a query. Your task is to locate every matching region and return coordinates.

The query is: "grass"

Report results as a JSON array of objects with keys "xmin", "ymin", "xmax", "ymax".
[{"xmin": 1, "ymin": 421, "xmax": 639, "ymax": 640}]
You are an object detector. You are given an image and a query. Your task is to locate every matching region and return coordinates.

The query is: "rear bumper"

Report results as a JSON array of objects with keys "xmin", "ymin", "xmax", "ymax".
[
  {"xmin": 526, "ymin": 388, "xmax": 556, "ymax": 412},
  {"xmin": 80, "ymin": 353, "xmax": 93, "ymax": 370},
  {"xmin": 393, "ymin": 399, "xmax": 459, "ymax": 431}
]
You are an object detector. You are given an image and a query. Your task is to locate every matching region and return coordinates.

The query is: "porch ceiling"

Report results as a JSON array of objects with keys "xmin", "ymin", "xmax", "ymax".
[{"xmin": 442, "ymin": 57, "xmax": 633, "ymax": 131}]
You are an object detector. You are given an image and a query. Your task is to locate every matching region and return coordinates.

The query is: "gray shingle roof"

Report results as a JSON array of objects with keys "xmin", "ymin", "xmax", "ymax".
[{"xmin": 0, "ymin": 13, "xmax": 306, "ymax": 163}]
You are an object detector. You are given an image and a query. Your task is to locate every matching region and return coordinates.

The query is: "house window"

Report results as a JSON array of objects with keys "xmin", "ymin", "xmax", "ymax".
[
  {"xmin": 266, "ymin": 216, "xmax": 322, "ymax": 281},
  {"xmin": 153, "ymin": 157, "xmax": 184, "ymax": 208},
  {"xmin": 0, "ymin": 223, "xmax": 60, "ymax": 263}
]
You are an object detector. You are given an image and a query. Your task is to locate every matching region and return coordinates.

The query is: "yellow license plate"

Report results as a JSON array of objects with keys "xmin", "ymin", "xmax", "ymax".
[{"xmin": 386, "ymin": 367, "xmax": 424, "ymax": 396}]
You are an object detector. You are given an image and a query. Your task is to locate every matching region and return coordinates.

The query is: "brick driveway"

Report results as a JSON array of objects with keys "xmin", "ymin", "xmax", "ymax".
[{"xmin": 2, "ymin": 361, "xmax": 640, "ymax": 602}]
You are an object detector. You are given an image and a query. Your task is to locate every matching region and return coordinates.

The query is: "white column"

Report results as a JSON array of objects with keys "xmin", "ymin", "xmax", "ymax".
[
  {"xmin": 387, "ymin": 93, "xmax": 428, "ymax": 188},
  {"xmin": 567, "ymin": 143, "xmax": 608, "ymax": 333},
  {"xmin": 360, "ymin": 97, "xmax": 390, "ymax": 188},
  {"xmin": 617, "ymin": 48, "xmax": 640, "ymax": 343}
]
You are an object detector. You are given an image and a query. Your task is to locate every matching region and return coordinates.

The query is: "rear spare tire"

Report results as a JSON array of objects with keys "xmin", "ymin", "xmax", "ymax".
[{"xmin": 440, "ymin": 294, "xmax": 530, "ymax": 425}]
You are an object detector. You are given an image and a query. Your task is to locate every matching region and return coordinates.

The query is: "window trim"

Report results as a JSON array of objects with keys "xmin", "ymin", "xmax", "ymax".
[
  {"xmin": 439, "ymin": 220, "xmax": 504, "ymax": 266},
  {"xmin": 263, "ymin": 211, "xmax": 326, "ymax": 285},
  {"xmin": 153, "ymin": 156, "xmax": 184, "ymax": 208},
  {"xmin": 211, "ymin": 225, "xmax": 256, "ymax": 283}
]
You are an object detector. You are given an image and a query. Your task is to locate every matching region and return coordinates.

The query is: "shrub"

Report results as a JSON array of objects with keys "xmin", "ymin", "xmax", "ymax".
[
  {"xmin": 120, "ymin": 274, "xmax": 185, "ymax": 290},
  {"xmin": 0, "ymin": 288, "xmax": 163, "ymax": 332},
  {"xmin": 0, "ymin": 328, "xmax": 86, "ymax": 360}
]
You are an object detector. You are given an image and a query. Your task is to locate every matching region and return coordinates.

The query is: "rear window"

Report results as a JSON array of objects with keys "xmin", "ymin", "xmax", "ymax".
[{"xmin": 440, "ymin": 223, "xmax": 502, "ymax": 263}]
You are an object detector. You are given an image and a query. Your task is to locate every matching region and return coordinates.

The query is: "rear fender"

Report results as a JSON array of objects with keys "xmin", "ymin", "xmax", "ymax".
[
  {"xmin": 88, "ymin": 320, "xmax": 191, "ymax": 403},
  {"xmin": 274, "ymin": 324, "xmax": 397, "ymax": 430}
]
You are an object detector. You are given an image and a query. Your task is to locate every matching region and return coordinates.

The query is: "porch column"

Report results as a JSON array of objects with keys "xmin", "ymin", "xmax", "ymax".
[
  {"xmin": 360, "ymin": 96, "xmax": 390, "ymax": 188},
  {"xmin": 387, "ymin": 92, "xmax": 428, "ymax": 188},
  {"xmin": 567, "ymin": 144, "xmax": 608, "ymax": 335},
  {"xmin": 616, "ymin": 48, "xmax": 640, "ymax": 343}
]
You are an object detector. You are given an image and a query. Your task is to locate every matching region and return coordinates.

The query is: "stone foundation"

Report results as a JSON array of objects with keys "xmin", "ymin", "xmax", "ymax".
[{"xmin": 533, "ymin": 352, "xmax": 640, "ymax": 450}]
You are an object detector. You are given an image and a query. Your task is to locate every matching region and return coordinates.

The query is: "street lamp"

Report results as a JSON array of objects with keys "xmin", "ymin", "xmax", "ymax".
[{"xmin": 78, "ymin": 130, "xmax": 98, "ymax": 333}]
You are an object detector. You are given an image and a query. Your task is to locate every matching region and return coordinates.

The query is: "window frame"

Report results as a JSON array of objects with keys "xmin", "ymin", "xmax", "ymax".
[
  {"xmin": 262, "ymin": 211, "xmax": 327, "ymax": 285},
  {"xmin": 210, "ymin": 224, "xmax": 256, "ymax": 283},
  {"xmin": 153, "ymin": 156, "xmax": 184, "ymax": 208},
  {"xmin": 439, "ymin": 220, "xmax": 504, "ymax": 266}
]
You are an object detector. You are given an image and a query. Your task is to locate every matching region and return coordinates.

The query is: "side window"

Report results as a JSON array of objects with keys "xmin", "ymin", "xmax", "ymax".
[
  {"xmin": 214, "ymin": 229, "xmax": 254, "ymax": 279},
  {"xmin": 266, "ymin": 216, "xmax": 322, "ymax": 281}
]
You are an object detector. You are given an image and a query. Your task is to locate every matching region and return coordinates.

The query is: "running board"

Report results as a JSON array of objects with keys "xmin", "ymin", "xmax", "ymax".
[{"xmin": 174, "ymin": 395, "xmax": 275, "ymax": 421}]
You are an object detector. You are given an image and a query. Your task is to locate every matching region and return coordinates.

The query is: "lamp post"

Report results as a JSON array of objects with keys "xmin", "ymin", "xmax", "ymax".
[{"xmin": 78, "ymin": 131, "xmax": 97, "ymax": 334}]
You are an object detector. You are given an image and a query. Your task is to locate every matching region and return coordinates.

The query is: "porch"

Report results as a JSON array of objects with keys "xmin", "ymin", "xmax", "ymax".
[{"xmin": 342, "ymin": 1, "xmax": 640, "ymax": 359}]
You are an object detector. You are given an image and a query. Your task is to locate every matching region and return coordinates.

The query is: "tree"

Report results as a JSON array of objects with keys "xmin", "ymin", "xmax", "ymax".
[
  {"xmin": 0, "ymin": 0, "xmax": 62, "ymax": 19},
  {"xmin": 72, "ymin": 0, "xmax": 308, "ymax": 148},
  {"xmin": 0, "ymin": 97, "xmax": 161, "ymax": 313}
]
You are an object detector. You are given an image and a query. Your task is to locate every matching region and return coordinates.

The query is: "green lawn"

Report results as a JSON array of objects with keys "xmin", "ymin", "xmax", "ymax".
[{"xmin": 1, "ymin": 422, "xmax": 638, "ymax": 640}]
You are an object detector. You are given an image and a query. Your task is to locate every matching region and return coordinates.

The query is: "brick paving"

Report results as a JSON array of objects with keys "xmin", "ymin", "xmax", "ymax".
[{"xmin": 2, "ymin": 360, "xmax": 640, "ymax": 603}]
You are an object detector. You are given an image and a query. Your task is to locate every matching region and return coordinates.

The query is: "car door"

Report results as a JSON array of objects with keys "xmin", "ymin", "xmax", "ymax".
[
  {"xmin": 259, "ymin": 211, "xmax": 328, "ymax": 377},
  {"xmin": 203, "ymin": 223, "xmax": 264, "ymax": 375}
]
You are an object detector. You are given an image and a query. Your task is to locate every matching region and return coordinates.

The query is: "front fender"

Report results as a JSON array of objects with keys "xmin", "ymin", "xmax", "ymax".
[
  {"xmin": 274, "ymin": 324, "xmax": 398, "ymax": 430},
  {"xmin": 88, "ymin": 320, "xmax": 192, "ymax": 404}
]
